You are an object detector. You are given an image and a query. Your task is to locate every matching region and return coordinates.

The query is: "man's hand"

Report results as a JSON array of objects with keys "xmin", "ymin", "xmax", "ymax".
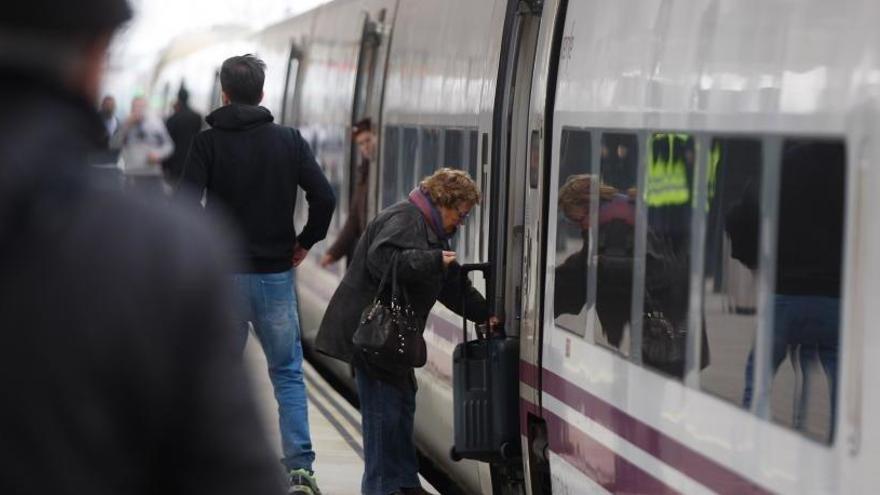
[
  {"xmin": 147, "ymin": 151, "xmax": 161, "ymax": 165},
  {"xmin": 442, "ymin": 250, "xmax": 457, "ymax": 268},
  {"xmin": 319, "ymin": 253, "xmax": 336, "ymax": 268},
  {"xmin": 292, "ymin": 243, "xmax": 309, "ymax": 267}
]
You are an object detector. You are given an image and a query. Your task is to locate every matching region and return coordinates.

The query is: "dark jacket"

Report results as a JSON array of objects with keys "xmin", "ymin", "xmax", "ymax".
[
  {"xmin": 180, "ymin": 104, "xmax": 335, "ymax": 273},
  {"xmin": 325, "ymin": 161, "xmax": 368, "ymax": 262},
  {"xmin": 316, "ymin": 201, "xmax": 488, "ymax": 385},
  {"xmin": 725, "ymin": 141, "xmax": 845, "ymax": 297},
  {"xmin": 163, "ymin": 105, "xmax": 202, "ymax": 182},
  {"xmin": 0, "ymin": 74, "xmax": 282, "ymax": 495}
]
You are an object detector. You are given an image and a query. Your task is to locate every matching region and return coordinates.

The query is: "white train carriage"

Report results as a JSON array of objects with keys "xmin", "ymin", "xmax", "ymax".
[{"xmin": 151, "ymin": 0, "xmax": 880, "ymax": 493}]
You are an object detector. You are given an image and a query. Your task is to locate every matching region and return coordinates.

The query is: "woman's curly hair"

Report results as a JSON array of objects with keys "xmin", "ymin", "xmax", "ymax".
[
  {"xmin": 558, "ymin": 174, "xmax": 618, "ymax": 218},
  {"xmin": 420, "ymin": 168, "xmax": 481, "ymax": 208}
]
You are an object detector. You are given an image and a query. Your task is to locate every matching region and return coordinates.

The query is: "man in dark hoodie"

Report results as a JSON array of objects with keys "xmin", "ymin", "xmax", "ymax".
[
  {"xmin": 179, "ymin": 54, "xmax": 335, "ymax": 495},
  {"xmin": 0, "ymin": 2, "xmax": 283, "ymax": 495}
]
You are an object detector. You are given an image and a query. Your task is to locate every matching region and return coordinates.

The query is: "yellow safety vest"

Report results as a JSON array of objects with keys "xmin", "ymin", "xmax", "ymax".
[{"xmin": 645, "ymin": 133, "xmax": 691, "ymax": 207}]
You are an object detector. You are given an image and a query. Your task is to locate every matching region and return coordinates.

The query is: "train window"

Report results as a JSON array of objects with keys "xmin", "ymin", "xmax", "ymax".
[
  {"xmin": 444, "ymin": 129, "xmax": 464, "ymax": 169},
  {"xmin": 401, "ymin": 127, "xmax": 418, "ymax": 197},
  {"xmin": 593, "ymin": 133, "xmax": 638, "ymax": 353},
  {"xmin": 552, "ymin": 128, "xmax": 593, "ymax": 336},
  {"xmin": 763, "ymin": 139, "xmax": 845, "ymax": 444},
  {"xmin": 281, "ymin": 50, "xmax": 302, "ymax": 126},
  {"xmin": 640, "ymin": 133, "xmax": 695, "ymax": 379},
  {"xmin": 420, "ymin": 127, "xmax": 441, "ymax": 178},
  {"xmin": 700, "ymin": 138, "xmax": 762, "ymax": 407},
  {"xmin": 382, "ymin": 126, "xmax": 400, "ymax": 208},
  {"xmin": 467, "ymin": 129, "xmax": 478, "ymax": 181}
]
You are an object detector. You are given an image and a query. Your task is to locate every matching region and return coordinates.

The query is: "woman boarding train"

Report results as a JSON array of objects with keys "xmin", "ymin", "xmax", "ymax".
[{"xmin": 316, "ymin": 168, "xmax": 496, "ymax": 495}]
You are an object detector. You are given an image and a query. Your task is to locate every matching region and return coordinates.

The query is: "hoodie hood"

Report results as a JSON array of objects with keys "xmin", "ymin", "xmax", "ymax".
[{"xmin": 206, "ymin": 104, "xmax": 274, "ymax": 131}]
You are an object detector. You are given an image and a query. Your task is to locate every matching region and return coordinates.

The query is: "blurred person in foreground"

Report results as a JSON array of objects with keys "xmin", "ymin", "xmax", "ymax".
[
  {"xmin": 316, "ymin": 168, "xmax": 494, "ymax": 495},
  {"xmin": 111, "ymin": 95, "xmax": 174, "ymax": 196},
  {"xmin": 163, "ymin": 85, "xmax": 202, "ymax": 187},
  {"xmin": 320, "ymin": 117, "xmax": 374, "ymax": 268},
  {"xmin": 178, "ymin": 54, "xmax": 336, "ymax": 495},
  {"xmin": 0, "ymin": 2, "xmax": 283, "ymax": 494}
]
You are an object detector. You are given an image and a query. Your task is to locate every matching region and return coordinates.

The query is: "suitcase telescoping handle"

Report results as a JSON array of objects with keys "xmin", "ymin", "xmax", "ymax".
[{"xmin": 459, "ymin": 262, "xmax": 491, "ymax": 346}]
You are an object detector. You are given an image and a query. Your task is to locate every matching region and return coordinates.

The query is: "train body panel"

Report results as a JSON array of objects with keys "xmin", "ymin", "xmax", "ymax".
[{"xmin": 151, "ymin": 0, "xmax": 880, "ymax": 493}]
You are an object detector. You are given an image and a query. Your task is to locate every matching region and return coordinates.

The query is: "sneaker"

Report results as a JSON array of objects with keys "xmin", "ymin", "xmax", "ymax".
[
  {"xmin": 401, "ymin": 487, "xmax": 432, "ymax": 495},
  {"xmin": 288, "ymin": 468, "xmax": 321, "ymax": 495}
]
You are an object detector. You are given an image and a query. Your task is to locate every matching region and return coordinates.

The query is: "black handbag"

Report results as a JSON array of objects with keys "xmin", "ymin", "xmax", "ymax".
[
  {"xmin": 352, "ymin": 253, "xmax": 427, "ymax": 374},
  {"xmin": 641, "ymin": 291, "xmax": 687, "ymax": 375}
]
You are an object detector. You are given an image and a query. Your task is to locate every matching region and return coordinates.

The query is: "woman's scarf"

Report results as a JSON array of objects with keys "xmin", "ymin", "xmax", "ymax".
[{"xmin": 408, "ymin": 186, "xmax": 450, "ymax": 243}]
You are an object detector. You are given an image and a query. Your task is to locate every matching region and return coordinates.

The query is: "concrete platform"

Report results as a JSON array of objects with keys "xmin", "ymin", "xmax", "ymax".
[{"xmin": 244, "ymin": 336, "xmax": 439, "ymax": 494}]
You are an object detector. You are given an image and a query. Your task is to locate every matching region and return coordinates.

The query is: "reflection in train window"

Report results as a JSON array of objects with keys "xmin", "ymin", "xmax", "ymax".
[
  {"xmin": 641, "ymin": 133, "xmax": 697, "ymax": 379},
  {"xmin": 421, "ymin": 128, "xmax": 440, "ymax": 178},
  {"xmin": 382, "ymin": 126, "xmax": 400, "ymax": 208},
  {"xmin": 402, "ymin": 127, "xmax": 418, "ymax": 198},
  {"xmin": 700, "ymin": 138, "xmax": 762, "ymax": 407},
  {"xmin": 444, "ymin": 129, "xmax": 464, "ymax": 169},
  {"xmin": 593, "ymin": 133, "xmax": 638, "ymax": 354},
  {"xmin": 759, "ymin": 139, "xmax": 844, "ymax": 444},
  {"xmin": 552, "ymin": 128, "xmax": 592, "ymax": 336}
]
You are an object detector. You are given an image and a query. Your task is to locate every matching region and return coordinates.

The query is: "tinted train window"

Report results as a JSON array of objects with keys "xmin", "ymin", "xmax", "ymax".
[
  {"xmin": 700, "ymin": 138, "xmax": 762, "ymax": 406},
  {"xmin": 553, "ymin": 128, "xmax": 592, "ymax": 336},
  {"xmin": 402, "ymin": 127, "xmax": 418, "ymax": 196},
  {"xmin": 420, "ymin": 128, "xmax": 440, "ymax": 179},
  {"xmin": 763, "ymin": 139, "xmax": 845, "ymax": 444},
  {"xmin": 641, "ymin": 133, "xmax": 695, "ymax": 379},
  {"xmin": 594, "ymin": 133, "xmax": 638, "ymax": 354},
  {"xmin": 382, "ymin": 126, "xmax": 400, "ymax": 208},
  {"xmin": 444, "ymin": 129, "xmax": 464, "ymax": 169},
  {"xmin": 468, "ymin": 130, "xmax": 478, "ymax": 180},
  {"xmin": 282, "ymin": 55, "xmax": 301, "ymax": 126}
]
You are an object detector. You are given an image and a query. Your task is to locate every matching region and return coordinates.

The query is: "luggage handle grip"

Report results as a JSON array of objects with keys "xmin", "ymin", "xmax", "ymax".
[{"xmin": 459, "ymin": 262, "xmax": 491, "ymax": 346}]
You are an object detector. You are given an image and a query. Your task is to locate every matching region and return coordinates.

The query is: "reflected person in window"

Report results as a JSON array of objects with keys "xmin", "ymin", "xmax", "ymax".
[
  {"xmin": 553, "ymin": 174, "xmax": 633, "ymax": 348},
  {"xmin": 733, "ymin": 141, "xmax": 845, "ymax": 440}
]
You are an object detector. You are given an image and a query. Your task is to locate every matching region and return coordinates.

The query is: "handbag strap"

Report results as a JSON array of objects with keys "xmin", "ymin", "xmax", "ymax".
[
  {"xmin": 390, "ymin": 251, "xmax": 415, "ymax": 307},
  {"xmin": 373, "ymin": 251, "xmax": 398, "ymax": 303}
]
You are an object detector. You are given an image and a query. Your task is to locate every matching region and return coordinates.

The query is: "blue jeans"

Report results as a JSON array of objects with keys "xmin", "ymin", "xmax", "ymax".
[
  {"xmin": 232, "ymin": 270, "xmax": 314, "ymax": 472},
  {"xmin": 356, "ymin": 369, "xmax": 420, "ymax": 495},
  {"xmin": 742, "ymin": 295, "xmax": 840, "ymax": 434}
]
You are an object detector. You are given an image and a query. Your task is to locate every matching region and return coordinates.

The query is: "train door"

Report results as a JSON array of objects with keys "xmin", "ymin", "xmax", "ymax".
[
  {"xmin": 516, "ymin": 0, "xmax": 571, "ymax": 492},
  {"xmin": 350, "ymin": 5, "xmax": 396, "ymax": 224},
  {"xmin": 482, "ymin": 0, "xmax": 544, "ymax": 492}
]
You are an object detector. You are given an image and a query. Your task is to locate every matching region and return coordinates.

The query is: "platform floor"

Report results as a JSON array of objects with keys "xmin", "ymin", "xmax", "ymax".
[{"xmin": 243, "ymin": 336, "xmax": 439, "ymax": 494}]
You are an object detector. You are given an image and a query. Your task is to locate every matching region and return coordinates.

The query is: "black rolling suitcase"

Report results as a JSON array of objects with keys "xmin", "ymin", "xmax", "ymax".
[{"xmin": 450, "ymin": 263, "xmax": 520, "ymax": 463}]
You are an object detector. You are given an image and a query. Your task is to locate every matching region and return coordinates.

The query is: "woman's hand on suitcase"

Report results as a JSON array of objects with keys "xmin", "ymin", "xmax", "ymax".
[{"xmin": 442, "ymin": 250, "xmax": 457, "ymax": 268}]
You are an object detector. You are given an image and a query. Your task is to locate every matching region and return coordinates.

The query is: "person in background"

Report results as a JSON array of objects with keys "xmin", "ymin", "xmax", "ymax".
[
  {"xmin": 164, "ymin": 85, "xmax": 202, "ymax": 186},
  {"xmin": 320, "ymin": 118, "xmax": 375, "ymax": 267},
  {"xmin": 0, "ymin": 1, "xmax": 283, "ymax": 494},
  {"xmin": 316, "ymin": 168, "xmax": 493, "ymax": 495},
  {"xmin": 99, "ymin": 95, "xmax": 119, "ymax": 145},
  {"xmin": 179, "ymin": 54, "xmax": 336, "ymax": 495},
  {"xmin": 111, "ymin": 95, "xmax": 174, "ymax": 196}
]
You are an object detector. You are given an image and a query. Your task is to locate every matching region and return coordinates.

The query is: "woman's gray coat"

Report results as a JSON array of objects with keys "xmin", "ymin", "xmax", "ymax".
[{"xmin": 316, "ymin": 201, "xmax": 488, "ymax": 365}]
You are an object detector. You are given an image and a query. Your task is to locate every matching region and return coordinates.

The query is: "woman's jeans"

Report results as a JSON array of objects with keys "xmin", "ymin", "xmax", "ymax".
[
  {"xmin": 232, "ymin": 269, "xmax": 315, "ymax": 472},
  {"xmin": 356, "ymin": 368, "xmax": 421, "ymax": 495}
]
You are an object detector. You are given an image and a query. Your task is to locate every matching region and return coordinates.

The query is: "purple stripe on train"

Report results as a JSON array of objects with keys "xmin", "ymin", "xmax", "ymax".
[{"xmin": 520, "ymin": 361, "xmax": 771, "ymax": 495}]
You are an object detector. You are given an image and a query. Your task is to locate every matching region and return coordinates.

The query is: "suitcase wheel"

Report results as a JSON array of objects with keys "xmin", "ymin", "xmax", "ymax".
[{"xmin": 450, "ymin": 447, "xmax": 462, "ymax": 462}]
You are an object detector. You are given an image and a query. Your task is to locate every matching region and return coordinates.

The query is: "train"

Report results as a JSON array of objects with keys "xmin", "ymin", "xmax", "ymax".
[{"xmin": 149, "ymin": 0, "xmax": 880, "ymax": 493}]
